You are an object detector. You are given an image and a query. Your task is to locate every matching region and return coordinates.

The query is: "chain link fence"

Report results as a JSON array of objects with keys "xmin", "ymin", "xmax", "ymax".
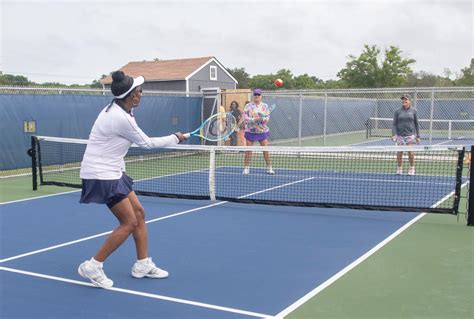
[
  {"xmin": 1, "ymin": 86, "xmax": 473, "ymax": 178},
  {"xmin": 221, "ymin": 87, "xmax": 474, "ymax": 147},
  {"xmin": 0, "ymin": 86, "xmax": 203, "ymax": 178},
  {"xmin": 0, "ymin": 85, "xmax": 202, "ymax": 97}
]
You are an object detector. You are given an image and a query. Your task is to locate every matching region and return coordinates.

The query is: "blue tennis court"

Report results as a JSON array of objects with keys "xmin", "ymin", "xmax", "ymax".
[
  {"xmin": 137, "ymin": 167, "xmax": 461, "ymax": 210},
  {"xmin": 2, "ymin": 137, "xmax": 469, "ymax": 318},
  {"xmin": 1, "ymin": 191, "xmax": 422, "ymax": 318}
]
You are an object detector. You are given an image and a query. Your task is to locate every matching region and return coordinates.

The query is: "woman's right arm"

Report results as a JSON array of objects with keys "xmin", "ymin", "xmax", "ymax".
[
  {"xmin": 116, "ymin": 113, "xmax": 181, "ymax": 149},
  {"xmin": 242, "ymin": 104, "xmax": 256, "ymax": 125},
  {"xmin": 392, "ymin": 110, "xmax": 398, "ymax": 140}
]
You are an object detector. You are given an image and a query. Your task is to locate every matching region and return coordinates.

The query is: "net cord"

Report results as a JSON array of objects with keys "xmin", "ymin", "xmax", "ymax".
[{"xmin": 34, "ymin": 135, "xmax": 465, "ymax": 153}]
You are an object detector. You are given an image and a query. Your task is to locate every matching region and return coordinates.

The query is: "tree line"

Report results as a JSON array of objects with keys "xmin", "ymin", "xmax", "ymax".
[
  {"xmin": 1, "ymin": 45, "xmax": 472, "ymax": 88},
  {"xmin": 228, "ymin": 45, "xmax": 473, "ymax": 89}
]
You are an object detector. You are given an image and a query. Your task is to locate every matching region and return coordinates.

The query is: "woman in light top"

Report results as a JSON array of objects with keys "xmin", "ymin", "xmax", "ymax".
[
  {"xmin": 78, "ymin": 71, "xmax": 187, "ymax": 288},
  {"xmin": 242, "ymin": 88, "xmax": 274, "ymax": 175}
]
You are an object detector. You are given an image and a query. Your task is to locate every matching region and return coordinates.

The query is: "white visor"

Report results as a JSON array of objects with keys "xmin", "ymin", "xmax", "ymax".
[{"xmin": 114, "ymin": 76, "xmax": 145, "ymax": 99}]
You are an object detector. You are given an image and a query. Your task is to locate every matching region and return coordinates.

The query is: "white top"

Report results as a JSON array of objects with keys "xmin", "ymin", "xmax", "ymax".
[{"xmin": 80, "ymin": 102, "xmax": 179, "ymax": 180}]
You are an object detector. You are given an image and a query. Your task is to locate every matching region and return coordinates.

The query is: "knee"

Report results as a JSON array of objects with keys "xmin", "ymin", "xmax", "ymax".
[
  {"xmin": 123, "ymin": 217, "xmax": 139, "ymax": 232},
  {"xmin": 134, "ymin": 205, "xmax": 146, "ymax": 222}
]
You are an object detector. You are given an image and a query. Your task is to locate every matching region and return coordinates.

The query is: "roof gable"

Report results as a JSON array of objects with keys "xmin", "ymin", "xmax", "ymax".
[
  {"xmin": 186, "ymin": 57, "xmax": 238, "ymax": 84},
  {"xmin": 101, "ymin": 56, "xmax": 236, "ymax": 84}
]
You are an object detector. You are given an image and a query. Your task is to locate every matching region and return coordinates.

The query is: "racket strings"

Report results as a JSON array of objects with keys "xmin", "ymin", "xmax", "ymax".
[{"xmin": 202, "ymin": 113, "xmax": 236, "ymax": 140}]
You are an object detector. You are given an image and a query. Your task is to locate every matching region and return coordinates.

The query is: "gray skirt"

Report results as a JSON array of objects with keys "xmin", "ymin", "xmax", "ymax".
[{"xmin": 80, "ymin": 173, "xmax": 133, "ymax": 209}]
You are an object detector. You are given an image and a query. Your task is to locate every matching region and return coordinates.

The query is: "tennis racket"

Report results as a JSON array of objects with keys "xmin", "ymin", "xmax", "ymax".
[
  {"xmin": 184, "ymin": 112, "xmax": 237, "ymax": 142},
  {"xmin": 257, "ymin": 104, "xmax": 276, "ymax": 117}
]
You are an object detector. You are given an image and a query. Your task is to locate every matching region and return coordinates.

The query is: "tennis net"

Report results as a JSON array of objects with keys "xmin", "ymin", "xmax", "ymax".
[
  {"xmin": 29, "ymin": 136, "xmax": 471, "ymax": 215},
  {"xmin": 366, "ymin": 117, "xmax": 474, "ymax": 141}
]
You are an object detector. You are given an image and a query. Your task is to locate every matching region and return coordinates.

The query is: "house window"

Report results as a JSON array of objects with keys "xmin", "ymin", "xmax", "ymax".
[{"xmin": 210, "ymin": 66, "xmax": 217, "ymax": 81}]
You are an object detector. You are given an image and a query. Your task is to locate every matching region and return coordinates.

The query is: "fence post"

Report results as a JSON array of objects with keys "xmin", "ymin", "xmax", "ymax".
[
  {"xmin": 413, "ymin": 89, "xmax": 418, "ymax": 110},
  {"xmin": 323, "ymin": 92, "xmax": 328, "ymax": 146},
  {"xmin": 298, "ymin": 90, "xmax": 303, "ymax": 147},
  {"xmin": 429, "ymin": 89, "xmax": 434, "ymax": 144}
]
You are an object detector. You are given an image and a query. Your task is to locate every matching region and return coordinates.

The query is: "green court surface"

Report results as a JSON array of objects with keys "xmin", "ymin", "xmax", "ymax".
[{"xmin": 1, "ymin": 176, "xmax": 472, "ymax": 319}]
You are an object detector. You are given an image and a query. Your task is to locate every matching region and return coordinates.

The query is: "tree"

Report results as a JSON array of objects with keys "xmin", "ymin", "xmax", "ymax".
[
  {"xmin": 380, "ymin": 46, "xmax": 416, "ymax": 87},
  {"xmin": 294, "ymin": 74, "xmax": 316, "ymax": 89},
  {"xmin": 311, "ymin": 76, "xmax": 324, "ymax": 85},
  {"xmin": 0, "ymin": 72, "xmax": 30, "ymax": 85},
  {"xmin": 91, "ymin": 74, "xmax": 108, "ymax": 88},
  {"xmin": 275, "ymin": 69, "xmax": 295, "ymax": 89},
  {"xmin": 227, "ymin": 67, "xmax": 250, "ymax": 89},
  {"xmin": 323, "ymin": 79, "xmax": 346, "ymax": 89},
  {"xmin": 248, "ymin": 74, "xmax": 275, "ymax": 90},
  {"xmin": 404, "ymin": 71, "xmax": 453, "ymax": 87},
  {"xmin": 455, "ymin": 58, "xmax": 474, "ymax": 86},
  {"xmin": 337, "ymin": 44, "xmax": 415, "ymax": 88}
]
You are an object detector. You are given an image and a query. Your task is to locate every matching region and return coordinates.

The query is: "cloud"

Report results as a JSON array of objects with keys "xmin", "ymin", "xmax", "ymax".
[{"xmin": 1, "ymin": 0, "xmax": 472, "ymax": 84}]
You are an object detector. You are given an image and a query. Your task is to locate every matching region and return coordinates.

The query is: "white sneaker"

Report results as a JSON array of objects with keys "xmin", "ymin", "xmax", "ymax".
[
  {"xmin": 396, "ymin": 167, "xmax": 403, "ymax": 175},
  {"xmin": 408, "ymin": 167, "xmax": 416, "ymax": 176},
  {"xmin": 242, "ymin": 167, "xmax": 250, "ymax": 175},
  {"xmin": 131, "ymin": 257, "xmax": 169, "ymax": 279},
  {"xmin": 267, "ymin": 168, "xmax": 275, "ymax": 175},
  {"xmin": 78, "ymin": 260, "xmax": 113, "ymax": 288}
]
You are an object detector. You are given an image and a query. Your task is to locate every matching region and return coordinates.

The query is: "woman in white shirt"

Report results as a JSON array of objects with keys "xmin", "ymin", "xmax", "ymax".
[{"xmin": 78, "ymin": 71, "xmax": 186, "ymax": 288}]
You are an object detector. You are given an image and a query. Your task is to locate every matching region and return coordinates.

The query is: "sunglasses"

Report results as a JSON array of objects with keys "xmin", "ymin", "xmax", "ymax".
[{"xmin": 253, "ymin": 93, "xmax": 261, "ymax": 96}]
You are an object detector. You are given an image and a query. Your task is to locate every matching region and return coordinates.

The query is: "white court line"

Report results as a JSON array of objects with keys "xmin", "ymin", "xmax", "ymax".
[
  {"xmin": 0, "ymin": 189, "xmax": 81, "ymax": 206},
  {"xmin": 219, "ymin": 165, "xmax": 458, "ymax": 179},
  {"xmin": 0, "ymin": 176, "xmax": 314, "ymax": 263},
  {"xmin": 274, "ymin": 183, "xmax": 468, "ymax": 318},
  {"xmin": 274, "ymin": 212, "xmax": 427, "ymax": 318},
  {"xmin": 237, "ymin": 177, "xmax": 316, "ymax": 199},
  {"xmin": 0, "ymin": 167, "xmax": 209, "ymax": 206},
  {"xmin": 0, "ymin": 266, "xmax": 272, "ymax": 318},
  {"xmin": 0, "ymin": 201, "xmax": 227, "ymax": 263},
  {"xmin": 351, "ymin": 138, "xmax": 387, "ymax": 146},
  {"xmin": 216, "ymin": 169, "xmax": 455, "ymax": 186}
]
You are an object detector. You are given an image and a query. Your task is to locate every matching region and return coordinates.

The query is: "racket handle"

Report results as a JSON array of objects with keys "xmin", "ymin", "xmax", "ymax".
[{"xmin": 184, "ymin": 133, "xmax": 191, "ymax": 138}]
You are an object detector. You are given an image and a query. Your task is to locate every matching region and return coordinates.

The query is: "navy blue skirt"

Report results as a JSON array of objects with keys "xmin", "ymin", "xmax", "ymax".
[{"xmin": 80, "ymin": 173, "xmax": 134, "ymax": 209}]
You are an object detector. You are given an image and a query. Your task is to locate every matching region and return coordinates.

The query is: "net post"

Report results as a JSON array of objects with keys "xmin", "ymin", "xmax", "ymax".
[
  {"xmin": 36, "ymin": 136, "xmax": 44, "ymax": 185},
  {"xmin": 209, "ymin": 148, "xmax": 216, "ymax": 201},
  {"xmin": 365, "ymin": 118, "xmax": 372, "ymax": 139},
  {"xmin": 29, "ymin": 136, "xmax": 38, "ymax": 191},
  {"xmin": 468, "ymin": 146, "xmax": 474, "ymax": 226}
]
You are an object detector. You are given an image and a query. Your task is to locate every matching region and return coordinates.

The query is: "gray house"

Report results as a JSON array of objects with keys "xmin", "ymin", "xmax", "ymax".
[{"xmin": 101, "ymin": 56, "xmax": 238, "ymax": 93}]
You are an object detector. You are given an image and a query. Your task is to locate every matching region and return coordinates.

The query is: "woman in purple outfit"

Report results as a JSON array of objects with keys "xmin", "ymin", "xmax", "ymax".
[{"xmin": 242, "ymin": 88, "xmax": 274, "ymax": 175}]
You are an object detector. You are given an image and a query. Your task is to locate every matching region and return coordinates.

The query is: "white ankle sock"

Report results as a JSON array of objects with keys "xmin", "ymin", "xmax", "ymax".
[
  {"xmin": 137, "ymin": 257, "xmax": 149, "ymax": 265},
  {"xmin": 90, "ymin": 257, "xmax": 103, "ymax": 267}
]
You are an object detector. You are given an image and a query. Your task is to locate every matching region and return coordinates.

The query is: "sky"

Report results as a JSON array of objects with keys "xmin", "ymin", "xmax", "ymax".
[{"xmin": 0, "ymin": 0, "xmax": 472, "ymax": 85}]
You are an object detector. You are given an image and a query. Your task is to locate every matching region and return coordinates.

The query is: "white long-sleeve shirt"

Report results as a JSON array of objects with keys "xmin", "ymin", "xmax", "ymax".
[{"xmin": 80, "ymin": 102, "xmax": 179, "ymax": 180}]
